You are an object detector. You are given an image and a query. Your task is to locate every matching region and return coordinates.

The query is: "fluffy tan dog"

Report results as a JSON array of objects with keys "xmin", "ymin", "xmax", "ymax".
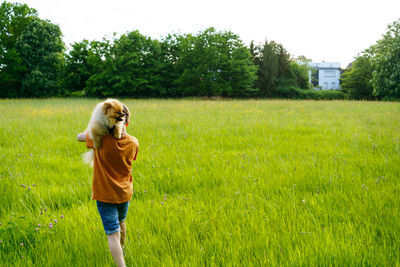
[{"xmin": 83, "ymin": 99, "xmax": 130, "ymax": 166}]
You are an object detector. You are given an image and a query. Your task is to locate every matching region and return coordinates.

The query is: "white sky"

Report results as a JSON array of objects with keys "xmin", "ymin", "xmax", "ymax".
[{"xmin": 17, "ymin": 0, "xmax": 400, "ymax": 67}]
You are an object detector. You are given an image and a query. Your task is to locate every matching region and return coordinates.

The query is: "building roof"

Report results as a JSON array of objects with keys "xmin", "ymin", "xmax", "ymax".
[{"xmin": 310, "ymin": 62, "xmax": 341, "ymax": 69}]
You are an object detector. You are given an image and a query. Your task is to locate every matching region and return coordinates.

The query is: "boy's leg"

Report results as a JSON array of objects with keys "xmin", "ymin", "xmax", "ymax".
[
  {"xmin": 107, "ymin": 232, "xmax": 125, "ymax": 267},
  {"xmin": 117, "ymin": 201, "xmax": 129, "ymax": 248},
  {"xmin": 120, "ymin": 221, "xmax": 126, "ymax": 248},
  {"xmin": 96, "ymin": 201, "xmax": 126, "ymax": 267}
]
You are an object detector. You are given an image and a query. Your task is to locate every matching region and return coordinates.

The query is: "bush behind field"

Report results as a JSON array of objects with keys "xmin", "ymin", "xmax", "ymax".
[
  {"xmin": 274, "ymin": 86, "xmax": 346, "ymax": 100},
  {"xmin": 66, "ymin": 87, "xmax": 347, "ymax": 100},
  {"xmin": 294, "ymin": 87, "xmax": 346, "ymax": 100},
  {"xmin": 0, "ymin": 99, "xmax": 399, "ymax": 266}
]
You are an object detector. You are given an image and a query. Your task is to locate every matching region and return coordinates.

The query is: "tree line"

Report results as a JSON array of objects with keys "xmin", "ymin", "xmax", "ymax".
[
  {"xmin": 1, "ymin": 2, "xmax": 399, "ymax": 100},
  {"xmin": 340, "ymin": 19, "xmax": 400, "ymax": 100}
]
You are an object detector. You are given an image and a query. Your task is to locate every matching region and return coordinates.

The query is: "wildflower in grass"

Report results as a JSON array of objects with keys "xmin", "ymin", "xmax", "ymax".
[
  {"xmin": 20, "ymin": 243, "xmax": 24, "ymax": 247},
  {"xmin": 60, "ymin": 215, "xmax": 64, "ymax": 219},
  {"xmin": 21, "ymin": 184, "xmax": 26, "ymax": 188},
  {"xmin": 151, "ymin": 201, "xmax": 154, "ymax": 204},
  {"xmin": 0, "ymin": 240, "xmax": 2, "ymax": 243},
  {"xmin": 302, "ymin": 199, "xmax": 306, "ymax": 203},
  {"xmin": 28, "ymin": 187, "xmax": 31, "ymax": 190},
  {"xmin": 161, "ymin": 202, "xmax": 164, "ymax": 205},
  {"xmin": 49, "ymin": 223, "xmax": 53, "ymax": 229},
  {"xmin": 164, "ymin": 197, "xmax": 167, "ymax": 201},
  {"xmin": 35, "ymin": 228, "xmax": 39, "ymax": 231},
  {"xmin": 21, "ymin": 255, "xmax": 24, "ymax": 259},
  {"xmin": 32, "ymin": 184, "xmax": 36, "ymax": 187},
  {"xmin": 164, "ymin": 194, "xmax": 167, "ymax": 197},
  {"xmin": 38, "ymin": 224, "xmax": 41, "ymax": 227},
  {"xmin": 54, "ymin": 219, "xmax": 58, "ymax": 223},
  {"xmin": 144, "ymin": 190, "xmax": 147, "ymax": 193}
]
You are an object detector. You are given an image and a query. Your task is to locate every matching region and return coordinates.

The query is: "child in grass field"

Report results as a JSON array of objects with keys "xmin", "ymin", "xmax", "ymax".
[{"xmin": 77, "ymin": 105, "xmax": 139, "ymax": 267}]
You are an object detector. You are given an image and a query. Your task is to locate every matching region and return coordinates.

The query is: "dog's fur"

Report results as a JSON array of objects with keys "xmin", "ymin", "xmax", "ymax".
[{"xmin": 83, "ymin": 99, "xmax": 130, "ymax": 166}]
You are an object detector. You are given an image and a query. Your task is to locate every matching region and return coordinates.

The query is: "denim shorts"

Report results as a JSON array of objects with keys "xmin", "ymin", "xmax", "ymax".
[{"xmin": 96, "ymin": 200, "xmax": 130, "ymax": 235}]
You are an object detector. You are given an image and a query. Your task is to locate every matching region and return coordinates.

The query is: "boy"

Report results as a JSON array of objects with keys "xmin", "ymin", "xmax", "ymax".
[{"xmin": 77, "ymin": 111, "xmax": 139, "ymax": 267}]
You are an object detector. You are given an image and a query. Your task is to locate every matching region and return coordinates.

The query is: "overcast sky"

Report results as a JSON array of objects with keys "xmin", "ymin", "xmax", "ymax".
[{"xmin": 17, "ymin": 0, "xmax": 400, "ymax": 67}]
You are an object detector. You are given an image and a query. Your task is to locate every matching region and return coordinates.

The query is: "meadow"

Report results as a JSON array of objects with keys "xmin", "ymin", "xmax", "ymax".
[{"xmin": 0, "ymin": 98, "xmax": 399, "ymax": 266}]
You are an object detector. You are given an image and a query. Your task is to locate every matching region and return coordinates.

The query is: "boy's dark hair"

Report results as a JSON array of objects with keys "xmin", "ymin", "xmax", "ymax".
[{"xmin": 123, "ymin": 104, "xmax": 130, "ymax": 125}]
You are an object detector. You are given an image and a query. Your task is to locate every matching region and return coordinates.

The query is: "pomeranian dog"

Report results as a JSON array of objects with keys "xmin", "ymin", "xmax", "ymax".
[{"xmin": 83, "ymin": 99, "xmax": 130, "ymax": 166}]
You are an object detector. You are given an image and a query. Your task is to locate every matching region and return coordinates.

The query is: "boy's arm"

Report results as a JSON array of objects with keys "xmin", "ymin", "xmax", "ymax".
[
  {"xmin": 133, "ymin": 137, "xmax": 139, "ymax": 161},
  {"xmin": 77, "ymin": 132, "xmax": 87, "ymax": 142}
]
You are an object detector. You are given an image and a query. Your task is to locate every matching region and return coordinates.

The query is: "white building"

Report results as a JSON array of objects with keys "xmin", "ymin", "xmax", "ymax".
[{"xmin": 309, "ymin": 62, "xmax": 341, "ymax": 90}]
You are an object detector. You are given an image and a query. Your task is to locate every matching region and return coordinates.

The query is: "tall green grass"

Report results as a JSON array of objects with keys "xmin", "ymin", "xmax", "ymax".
[{"xmin": 0, "ymin": 99, "xmax": 399, "ymax": 266}]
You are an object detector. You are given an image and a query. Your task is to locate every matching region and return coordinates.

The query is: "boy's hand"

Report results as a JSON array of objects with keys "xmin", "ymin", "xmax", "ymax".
[{"xmin": 77, "ymin": 132, "xmax": 87, "ymax": 142}]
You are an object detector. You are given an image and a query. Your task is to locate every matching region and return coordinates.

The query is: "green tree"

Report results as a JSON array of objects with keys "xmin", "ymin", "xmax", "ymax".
[
  {"xmin": 175, "ymin": 28, "xmax": 256, "ymax": 97},
  {"xmin": 0, "ymin": 2, "xmax": 64, "ymax": 97},
  {"xmin": 283, "ymin": 62, "xmax": 310, "ymax": 89},
  {"xmin": 226, "ymin": 45, "xmax": 257, "ymax": 97},
  {"xmin": 371, "ymin": 19, "xmax": 400, "ymax": 99},
  {"xmin": 16, "ymin": 17, "xmax": 64, "ymax": 97},
  {"xmin": 276, "ymin": 44, "xmax": 291, "ymax": 79},
  {"xmin": 253, "ymin": 40, "xmax": 282, "ymax": 97},
  {"xmin": 85, "ymin": 31, "xmax": 165, "ymax": 97},
  {"xmin": 249, "ymin": 40, "xmax": 256, "ymax": 59},
  {"xmin": 63, "ymin": 40, "xmax": 92, "ymax": 93},
  {"xmin": 159, "ymin": 34, "xmax": 182, "ymax": 96},
  {"xmin": 114, "ymin": 31, "xmax": 165, "ymax": 97},
  {"xmin": 294, "ymin": 56, "xmax": 313, "ymax": 89},
  {"xmin": 65, "ymin": 39, "xmax": 115, "ymax": 96},
  {"xmin": 84, "ymin": 39, "xmax": 114, "ymax": 97},
  {"xmin": 0, "ymin": 2, "xmax": 37, "ymax": 97},
  {"xmin": 341, "ymin": 52, "xmax": 374, "ymax": 99}
]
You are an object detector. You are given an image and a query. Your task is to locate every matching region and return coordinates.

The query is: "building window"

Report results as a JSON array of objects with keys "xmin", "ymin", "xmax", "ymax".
[
  {"xmin": 331, "ymin": 82, "xmax": 336, "ymax": 89},
  {"xmin": 324, "ymin": 70, "xmax": 335, "ymax": 78}
]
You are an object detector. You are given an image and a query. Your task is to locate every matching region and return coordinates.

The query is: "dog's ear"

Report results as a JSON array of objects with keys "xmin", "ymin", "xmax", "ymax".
[{"xmin": 103, "ymin": 102, "xmax": 113, "ymax": 114}]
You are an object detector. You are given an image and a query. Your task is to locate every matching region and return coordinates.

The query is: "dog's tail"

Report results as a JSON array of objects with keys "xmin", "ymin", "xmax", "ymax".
[{"xmin": 82, "ymin": 150, "xmax": 94, "ymax": 167}]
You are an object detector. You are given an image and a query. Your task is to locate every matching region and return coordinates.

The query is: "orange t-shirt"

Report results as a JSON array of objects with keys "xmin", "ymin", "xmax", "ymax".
[{"xmin": 86, "ymin": 132, "xmax": 139, "ymax": 204}]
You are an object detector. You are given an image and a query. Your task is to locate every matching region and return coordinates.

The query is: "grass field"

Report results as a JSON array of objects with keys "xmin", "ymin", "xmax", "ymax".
[{"xmin": 0, "ymin": 98, "xmax": 399, "ymax": 266}]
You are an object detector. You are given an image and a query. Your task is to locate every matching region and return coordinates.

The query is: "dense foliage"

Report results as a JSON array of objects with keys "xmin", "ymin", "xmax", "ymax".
[
  {"xmin": 1, "ymin": 1, "xmax": 399, "ymax": 100},
  {"xmin": 371, "ymin": 19, "xmax": 400, "ymax": 100},
  {"xmin": 340, "ymin": 52, "xmax": 374, "ymax": 100},
  {"xmin": 0, "ymin": 2, "xmax": 37, "ymax": 97},
  {"xmin": 172, "ymin": 29, "xmax": 257, "ymax": 98},
  {"xmin": 65, "ymin": 29, "xmax": 259, "ymax": 98},
  {"xmin": 63, "ymin": 32, "xmax": 316, "ymax": 99},
  {"xmin": 0, "ymin": 2, "xmax": 64, "ymax": 97},
  {"xmin": 341, "ymin": 19, "xmax": 400, "ymax": 100}
]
